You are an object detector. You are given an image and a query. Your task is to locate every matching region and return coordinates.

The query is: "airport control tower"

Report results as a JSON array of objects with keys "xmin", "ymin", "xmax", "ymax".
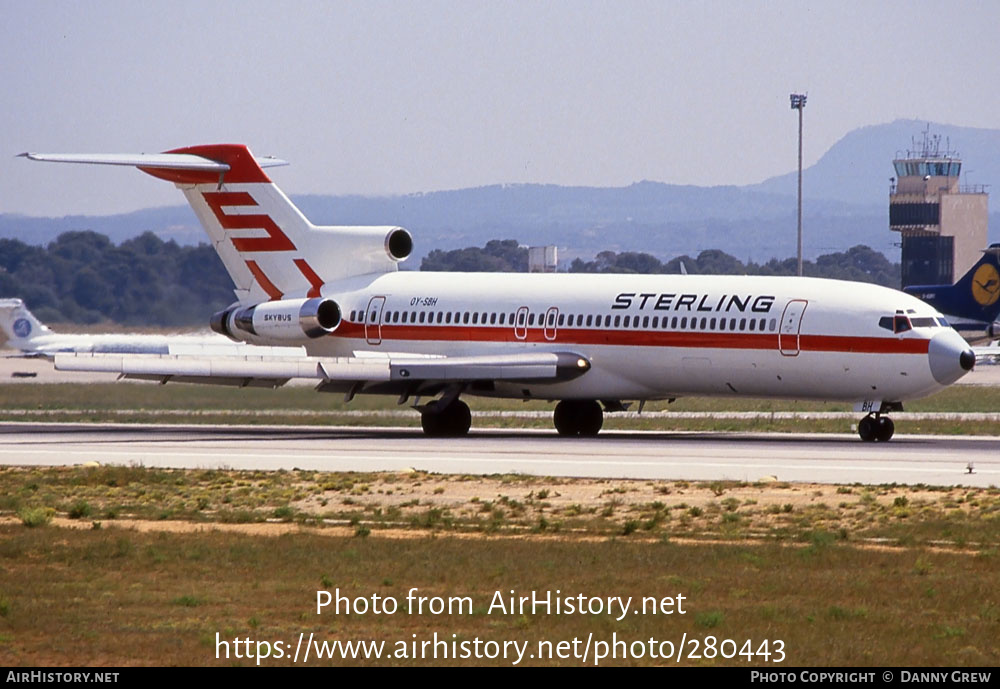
[{"xmin": 890, "ymin": 130, "xmax": 989, "ymax": 287}]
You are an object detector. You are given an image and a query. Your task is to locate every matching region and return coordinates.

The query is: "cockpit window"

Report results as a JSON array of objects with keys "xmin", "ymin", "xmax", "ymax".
[
  {"xmin": 879, "ymin": 315, "xmax": 913, "ymax": 333},
  {"xmin": 910, "ymin": 317, "xmax": 937, "ymax": 328}
]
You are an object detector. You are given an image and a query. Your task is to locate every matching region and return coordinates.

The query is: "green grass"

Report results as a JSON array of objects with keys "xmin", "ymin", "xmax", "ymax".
[
  {"xmin": 16, "ymin": 506, "xmax": 52, "ymax": 528},
  {"xmin": 0, "ymin": 526, "xmax": 997, "ymax": 666},
  {"xmin": 2, "ymin": 382, "xmax": 1000, "ymax": 413}
]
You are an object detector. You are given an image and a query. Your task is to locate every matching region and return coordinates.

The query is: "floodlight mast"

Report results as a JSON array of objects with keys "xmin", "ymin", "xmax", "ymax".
[{"xmin": 790, "ymin": 93, "xmax": 807, "ymax": 277}]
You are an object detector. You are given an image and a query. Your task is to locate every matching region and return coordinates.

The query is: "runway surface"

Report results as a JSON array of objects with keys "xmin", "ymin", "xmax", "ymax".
[{"xmin": 1, "ymin": 422, "xmax": 997, "ymax": 487}]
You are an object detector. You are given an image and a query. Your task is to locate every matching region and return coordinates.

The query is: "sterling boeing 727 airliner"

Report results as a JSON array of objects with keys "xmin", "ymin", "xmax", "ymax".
[{"xmin": 23, "ymin": 145, "xmax": 975, "ymax": 441}]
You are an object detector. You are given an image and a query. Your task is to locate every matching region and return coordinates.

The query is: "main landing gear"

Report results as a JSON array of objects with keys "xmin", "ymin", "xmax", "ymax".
[
  {"xmin": 858, "ymin": 413, "xmax": 894, "ymax": 442},
  {"xmin": 553, "ymin": 400, "xmax": 603, "ymax": 436},
  {"xmin": 419, "ymin": 398, "xmax": 606, "ymax": 438},
  {"xmin": 420, "ymin": 399, "xmax": 472, "ymax": 437}
]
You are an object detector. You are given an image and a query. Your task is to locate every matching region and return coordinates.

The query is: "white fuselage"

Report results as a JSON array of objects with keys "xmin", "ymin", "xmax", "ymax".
[{"xmin": 242, "ymin": 271, "xmax": 971, "ymax": 406}]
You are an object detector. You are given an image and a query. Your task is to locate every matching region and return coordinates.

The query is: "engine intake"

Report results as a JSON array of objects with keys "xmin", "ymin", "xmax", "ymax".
[
  {"xmin": 211, "ymin": 297, "xmax": 341, "ymax": 342},
  {"xmin": 386, "ymin": 228, "xmax": 412, "ymax": 261}
]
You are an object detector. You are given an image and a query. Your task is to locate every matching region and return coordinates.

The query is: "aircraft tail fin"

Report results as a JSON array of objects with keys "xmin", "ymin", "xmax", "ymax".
[
  {"xmin": 905, "ymin": 244, "xmax": 1000, "ymax": 323},
  {"xmin": 0, "ymin": 298, "xmax": 52, "ymax": 348},
  {"xmin": 21, "ymin": 146, "xmax": 413, "ymax": 305}
]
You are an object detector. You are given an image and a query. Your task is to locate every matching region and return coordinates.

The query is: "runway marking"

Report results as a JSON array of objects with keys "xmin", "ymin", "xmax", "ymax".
[{"xmin": 0, "ymin": 447, "xmax": 994, "ymax": 478}]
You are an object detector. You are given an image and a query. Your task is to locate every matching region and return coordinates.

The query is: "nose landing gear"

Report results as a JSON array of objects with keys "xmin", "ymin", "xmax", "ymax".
[{"xmin": 858, "ymin": 413, "xmax": 894, "ymax": 442}]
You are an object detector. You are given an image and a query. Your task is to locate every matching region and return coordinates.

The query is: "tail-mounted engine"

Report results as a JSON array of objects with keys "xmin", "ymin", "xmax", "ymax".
[
  {"xmin": 211, "ymin": 297, "xmax": 341, "ymax": 342},
  {"xmin": 385, "ymin": 228, "xmax": 412, "ymax": 261}
]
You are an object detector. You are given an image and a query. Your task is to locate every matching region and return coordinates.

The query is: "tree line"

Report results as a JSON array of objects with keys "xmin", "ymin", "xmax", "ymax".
[
  {"xmin": 0, "ymin": 231, "xmax": 234, "ymax": 326},
  {"xmin": 422, "ymin": 240, "xmax": 901, "ymax": 286},
  {"xmin": 0, "ymin": 232, "xmax": 900, "ymax": 326}
]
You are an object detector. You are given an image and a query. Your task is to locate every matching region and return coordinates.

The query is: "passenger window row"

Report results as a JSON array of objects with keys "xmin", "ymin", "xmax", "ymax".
[{"xmin": 347, "ymin": 309, "xmax": 780, "ymax": 333}]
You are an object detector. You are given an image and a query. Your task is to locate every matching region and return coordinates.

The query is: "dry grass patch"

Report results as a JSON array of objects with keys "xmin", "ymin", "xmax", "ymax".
[{"xmin": 3, "ymin": 466, "xmax": 1000, "ymax": 548}]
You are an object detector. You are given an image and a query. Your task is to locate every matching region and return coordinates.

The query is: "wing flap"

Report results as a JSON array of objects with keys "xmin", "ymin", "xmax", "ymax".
[
  {"xmin": 54, "ymin": 353, "xmax": 389, "ymax": 382},
  {"xmin": 121, "ymin": 374, "xmax": 293, "ymax": 388}
]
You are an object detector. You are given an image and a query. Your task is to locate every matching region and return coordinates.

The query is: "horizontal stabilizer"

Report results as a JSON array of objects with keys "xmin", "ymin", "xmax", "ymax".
[{"xmin": 18, "ymin": 152, "xmax": 288, "ymax": 171}]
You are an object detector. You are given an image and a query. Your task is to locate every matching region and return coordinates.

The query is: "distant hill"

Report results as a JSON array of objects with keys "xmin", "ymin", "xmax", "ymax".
[
  {"xmin": 0, "ymin": 206, "xmax": 203, "ymax": 247},
  {"xmin": 3, "ymin": 119, "xmax": 997, "ymax": 263},
  {"xmin": 749, "ymin": 119, "xmax": 1000, "ymax": 206},
  {"xmin": 292, "ymin": 184, "xmax": 885, "ymax": 262}
]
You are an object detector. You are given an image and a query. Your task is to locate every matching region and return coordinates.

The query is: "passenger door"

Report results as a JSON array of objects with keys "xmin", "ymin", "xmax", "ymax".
[
  {"xmin": 544, "ymin": 307, "xmax": 559, "ymax": 341},
  {"xmin": 778, "ymin": 299, "xmax": 807, "ymax": 356},
  {"xmin": 514, "ymin": 306, "xmax": 529, "ymax": 341},
  {"xmin": 365, "ymin": 296, "xmax": 386, "ymax": 345}
]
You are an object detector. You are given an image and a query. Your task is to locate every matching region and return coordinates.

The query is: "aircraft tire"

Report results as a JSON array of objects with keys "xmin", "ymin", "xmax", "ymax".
[
  {"xmin": 553, "ymin": 401, "xmax": 577, "ymax": 435},
  {"xmin": 875, "ymin": 416, "xmax": 894, "ymax": 442},
  {"xmin": 858, "ymin": 415, "xmax": 877, "ymax": 442},
  {"xmin": 553, "ymin": 400, "xmax": 603, "ymax": 436},
  {"xmin": 421, "ymin": 411, "xmax": 445, "ymax": 437},
  {"xmin": 446, "ymin": 400, "xmax": 472, "ymax": 436},
  {"xmin": 578, "ymin": 400, "xmax": 603, "ymax": 436},
  {"xmin": 421, "ymin": 400, "xmax": 471, "ymax": 437}
]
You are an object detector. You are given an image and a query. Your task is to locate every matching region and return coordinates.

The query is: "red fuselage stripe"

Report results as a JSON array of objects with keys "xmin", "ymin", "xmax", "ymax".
[{"xmin": 331, "ymin": 322, "xmax": 931, "ymax": 354}]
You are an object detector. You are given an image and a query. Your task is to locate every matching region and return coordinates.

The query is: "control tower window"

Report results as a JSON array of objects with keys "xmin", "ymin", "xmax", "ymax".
[{"xmin": 895, "ymin": 161, "xmax": 961, "ymax": 178}]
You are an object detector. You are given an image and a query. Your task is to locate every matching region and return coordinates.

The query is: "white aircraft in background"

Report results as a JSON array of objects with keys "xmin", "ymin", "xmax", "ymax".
[
  {"xmin": 0, "ymin": 298, "xmax": 304, "ymax": 359},
  {"xmin": 22, "ymin": 145, "xmax": 975, "ymax": 442},
  {"xmin": 973, "ymin": 339, "xmax": 1000, "ymax": 365}
]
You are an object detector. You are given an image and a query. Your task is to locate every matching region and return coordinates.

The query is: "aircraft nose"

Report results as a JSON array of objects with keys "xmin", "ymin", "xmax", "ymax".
[{"xmin": 928, "ymin": 330, "xmax": 975, "ymax": 385}]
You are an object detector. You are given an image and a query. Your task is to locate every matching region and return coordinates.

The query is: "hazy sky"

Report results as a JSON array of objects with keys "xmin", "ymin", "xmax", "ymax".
[{"xmin": 3, "ymin": 0, "xmax": 999, "ymax": 216}]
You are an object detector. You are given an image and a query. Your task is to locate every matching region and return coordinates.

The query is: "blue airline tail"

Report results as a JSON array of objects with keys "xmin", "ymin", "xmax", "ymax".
[{"xmin": 904, "ymin": 244, "xmax": 1000, "ymax": 337}]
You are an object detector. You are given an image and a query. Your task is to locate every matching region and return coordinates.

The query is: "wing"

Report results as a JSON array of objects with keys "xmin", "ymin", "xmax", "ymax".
[{"xmin": 53, "ymin": 351, "xmax": 591, "ymax": 397}]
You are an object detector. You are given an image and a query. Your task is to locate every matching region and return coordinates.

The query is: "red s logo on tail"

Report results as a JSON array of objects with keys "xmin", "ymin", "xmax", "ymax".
[
  {"xmin": 203, "ymin": 191, "xmax": 325, "ymax": 302},
  {"xmin": 203, "ymin": 191, "xmax": 296, "ymax": 252}
]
